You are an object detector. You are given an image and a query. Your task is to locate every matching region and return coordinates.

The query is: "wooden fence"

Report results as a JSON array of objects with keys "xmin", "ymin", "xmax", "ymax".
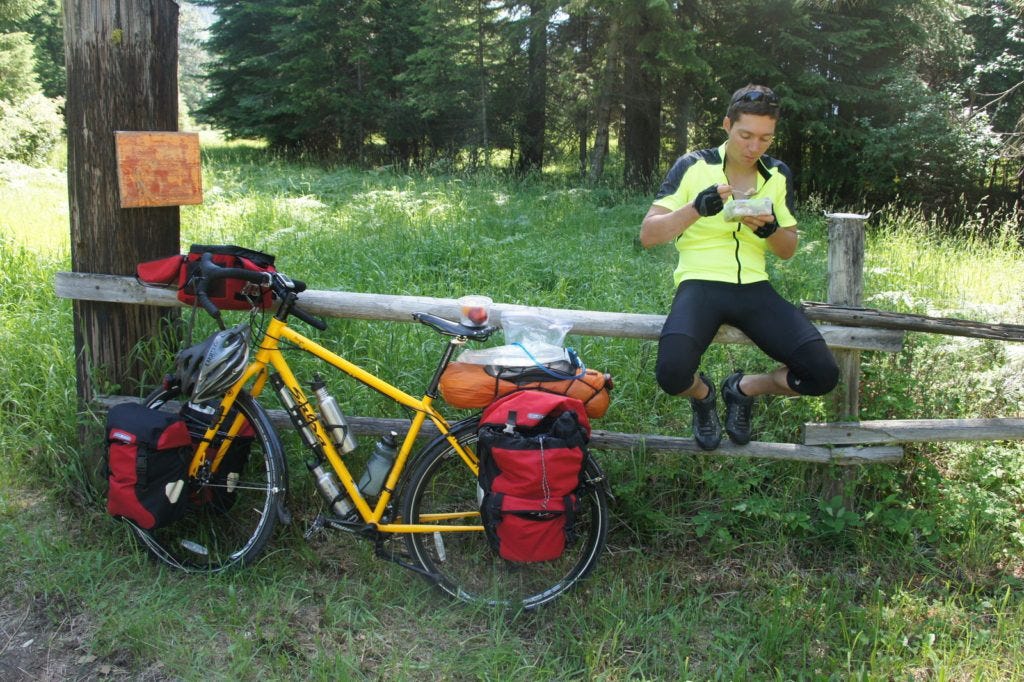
[{"xmin": 55, "ymin": 214, "xmax": 1024, "ymax": 465}]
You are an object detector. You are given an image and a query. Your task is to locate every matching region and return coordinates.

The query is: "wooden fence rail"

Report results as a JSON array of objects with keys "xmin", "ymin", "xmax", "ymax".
[
  {"xmin": 60, "ymin": 272, "xmax": 909, "ymax": 465},
  {"xmin": 58, "ymin": 206, "xmax": 1023, "ymax": 467},
  {"xmin": 804, "ymin": 418, "xmax": 1024, "ymax": 446},
  {"xmin": 801, "ymin": 302, "xmax": 1024, "ymax": 343},
  {"xmin": 55, "ymin": 272, "xmax": 905, "ymax": 353},
  {"xmin": 94, "ymin": 396, "xmax": 905, "ymax": 466}
]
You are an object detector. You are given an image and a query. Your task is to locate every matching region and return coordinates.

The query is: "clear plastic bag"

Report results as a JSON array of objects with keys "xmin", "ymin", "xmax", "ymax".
[
  {"xmin": 456, "ymin": 344, "xmax": 569, "ymax": 367},
  {"xmin": 456, "ymin": 310, "xmax": 573, "ymax": 367},
  {"xmin": 723, "ymin": 197, "xmax": 773, "ymax": 221},
  {"xmin": 501, "ymin": 311, "xmax": 572, "ymax": 349}
]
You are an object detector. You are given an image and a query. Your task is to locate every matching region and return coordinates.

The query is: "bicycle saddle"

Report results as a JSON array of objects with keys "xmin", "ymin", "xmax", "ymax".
[{"xmin": 413, "ymin": 312, "xmax": 495, "ymax": 341}]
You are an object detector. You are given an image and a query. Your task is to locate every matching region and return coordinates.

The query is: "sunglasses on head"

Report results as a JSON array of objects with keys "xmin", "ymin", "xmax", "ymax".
[{"xmin": 732, "ymin": 90, "xmax": 780, "ymax": 106}]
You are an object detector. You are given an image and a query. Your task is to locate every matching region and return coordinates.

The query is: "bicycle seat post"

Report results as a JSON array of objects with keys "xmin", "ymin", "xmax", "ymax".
[{"xmin": 425, "ymin": 337, "xmax": 465, "ymax": 399}]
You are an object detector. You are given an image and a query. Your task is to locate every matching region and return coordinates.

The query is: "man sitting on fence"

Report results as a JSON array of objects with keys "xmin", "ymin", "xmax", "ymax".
[{"xmin": 638, "ymin": 84, "xmax": 839, "ymax": 450}]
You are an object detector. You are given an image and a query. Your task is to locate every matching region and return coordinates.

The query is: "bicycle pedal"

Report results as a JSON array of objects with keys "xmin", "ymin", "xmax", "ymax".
[{"xmin": 303, "ymin": 514, "xmax": 328, "ymax": 540}]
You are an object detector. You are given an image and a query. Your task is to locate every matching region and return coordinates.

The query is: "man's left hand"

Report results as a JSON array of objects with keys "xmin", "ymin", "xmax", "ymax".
[{"xmin": 742, "ymin": 213, "xmax": 779, "ymax": 238}]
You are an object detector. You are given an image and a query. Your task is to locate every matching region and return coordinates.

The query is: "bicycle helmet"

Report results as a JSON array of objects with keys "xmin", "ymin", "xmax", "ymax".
[{"xmin": 176, "ymin": 323, "xmax": 251, "ymax": 403}]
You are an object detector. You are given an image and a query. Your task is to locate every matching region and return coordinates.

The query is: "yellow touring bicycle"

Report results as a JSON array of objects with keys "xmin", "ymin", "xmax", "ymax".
[{"xmin": 137, "ymin": 252, "xmax": 609, "ymax": 608}]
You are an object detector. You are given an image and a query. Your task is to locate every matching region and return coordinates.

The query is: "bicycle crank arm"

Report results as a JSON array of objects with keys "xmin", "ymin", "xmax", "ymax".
[
  {"xmin": 373, "ymin": 537, "xmax": 442, "ymax": 583},
  {"xmin": 304, "ymin": 512, "xmax": 374, "ymax": 536}
]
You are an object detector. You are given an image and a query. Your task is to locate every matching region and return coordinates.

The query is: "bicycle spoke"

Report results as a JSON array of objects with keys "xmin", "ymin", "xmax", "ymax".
[{"xmin": 133, "ymin": 390, "xmax": 287, "ymax": 573}]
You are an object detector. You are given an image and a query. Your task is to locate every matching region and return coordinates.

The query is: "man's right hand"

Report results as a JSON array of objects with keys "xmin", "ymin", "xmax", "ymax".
[{"xmin": 693, "ymin": 184, "xmax": 725, "ymax": 217}]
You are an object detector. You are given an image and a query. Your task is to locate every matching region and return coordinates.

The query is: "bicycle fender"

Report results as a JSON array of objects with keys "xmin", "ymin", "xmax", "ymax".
[{"xmin": 276, "ymin": 498, "xmax": 292, "ymax": 525}]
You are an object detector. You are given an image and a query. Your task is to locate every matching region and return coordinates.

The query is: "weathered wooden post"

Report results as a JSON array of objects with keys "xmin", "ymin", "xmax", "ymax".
[
  {"xmin": 822, "ymin": 212, "xmax": 869, "ymax": 500},
  {"xmin": 826, "ymin": 212, "xmax": 869, "ymax": 420},
  {"xmin": 64, "ymin": 0, "xmax": 181, "ymax": 401}
]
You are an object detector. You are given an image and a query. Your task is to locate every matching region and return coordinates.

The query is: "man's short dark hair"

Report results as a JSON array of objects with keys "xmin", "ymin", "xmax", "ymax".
[{"xmin": 726, "ymin": 84, "xmax": 781, "ymax": 121}]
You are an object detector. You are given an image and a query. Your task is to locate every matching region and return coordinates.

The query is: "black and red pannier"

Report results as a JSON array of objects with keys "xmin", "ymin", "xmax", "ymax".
[
  {"xmin": 477, "ymin": 390, "xmax": 591, "ymax": 563},
  {"xmin": 137, "ymin": 244, "xmax": 276, "ymax": 310},
  {"xmin": 106, "ymin": 403, "xmax": 192, "ymax": 530}
]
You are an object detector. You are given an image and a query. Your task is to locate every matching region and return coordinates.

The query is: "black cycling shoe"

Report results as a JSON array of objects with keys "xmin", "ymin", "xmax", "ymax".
[
  {"xmin": 689, "ymin": 373, "xmax": 722, "ymax": 451},
  {"xmin": 721, "ymin": 371, "xmax": 754, "ymax": 445}
]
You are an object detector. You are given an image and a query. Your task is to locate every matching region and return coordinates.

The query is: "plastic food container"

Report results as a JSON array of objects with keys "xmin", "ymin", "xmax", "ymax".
[
  {"xmin": 723, "ymin": 197, "xmax": 773, "ymax": 221},
  {"xmin": 458, "ymin": 295, "xmax": 492, "ymax": 327}
]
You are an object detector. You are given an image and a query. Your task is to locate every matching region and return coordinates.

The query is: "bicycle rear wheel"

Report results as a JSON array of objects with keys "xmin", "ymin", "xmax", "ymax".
[
  {"xmin": 401, "ymin": 418, "xmax": 609, "ymax": 609},
  {"xmin": 136, "ymin": 389, "xmax": 287, "ymax": 572}
]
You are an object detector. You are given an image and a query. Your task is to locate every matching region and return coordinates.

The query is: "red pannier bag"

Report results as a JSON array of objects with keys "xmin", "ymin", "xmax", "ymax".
[
  {"xmin": 136, "ymin": 244, "xmax": 276, "ymax": 311},
  {"xmin": 481, "ymin": 494, "xmax": 576, "ymax": 563},
  {"xmin": 477, "ymin": 391, "xmax": 591, "ymax": 563},
  {"xmin": 106, "ymin": 403, "xmax": 192, "ymax": 530}
]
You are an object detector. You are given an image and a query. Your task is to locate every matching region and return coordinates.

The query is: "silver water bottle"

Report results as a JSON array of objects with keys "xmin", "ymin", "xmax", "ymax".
[
  {"xmin": 310, "ymin": 374, "xmax": 358, "ymax": 454},
  {"xmin": 307, "ymin": 460, "xmax": 355, "ymax": 518},
  {"xmin": 270, "ymin": 373, "xmax": 320, "ymax": 450}
]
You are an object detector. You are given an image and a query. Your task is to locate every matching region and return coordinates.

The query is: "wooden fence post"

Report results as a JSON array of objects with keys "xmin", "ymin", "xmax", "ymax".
[
  {"xmin": 822, "ymin": 212, "xmax": 869, "ymax": 501},
  {"xmin": 826, "ymin": 213, "xmax": 868, "ymax": 419}
]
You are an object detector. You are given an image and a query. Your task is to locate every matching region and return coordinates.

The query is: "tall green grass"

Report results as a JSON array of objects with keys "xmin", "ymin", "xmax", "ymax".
[
  {"xmin": 0, "ymin": 161, "xmax": 69, "ymax": 253},
  {"xmin": 864, "ymin": 206, "xmax": 1023, "ymax": 317},
  {"xmin": 2, "ymin": 145, "xmax": 1023, "ymax": 679},
  {"xmin": 0, "ymin": 164, "xmax": 77, "ymax": 494}
]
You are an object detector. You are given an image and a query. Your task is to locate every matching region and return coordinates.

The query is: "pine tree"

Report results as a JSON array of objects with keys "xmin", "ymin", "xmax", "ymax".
[
  {"xmin": 0, "ymin": 31, "xmax": 38, "ymax": 103},
  {"xmin": 197, "ymin": 1, "xmax": 292, "ymax": 142},
  {"xmin": 12, "ymin": 0, "xmax": 62, "ymax": 98},
  {"xmin": 512, "ymin": 0, "xmax": 551, "ymax": 174},
  {"xmin": 401, "ymin": 0, "xmax": 504, "ymax": 163}
]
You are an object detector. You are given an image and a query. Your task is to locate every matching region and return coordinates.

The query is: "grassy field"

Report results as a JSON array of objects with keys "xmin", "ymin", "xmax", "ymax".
[{"xmin": 2, "ymin": 145, "xmax": 1024, "ymax": 680}]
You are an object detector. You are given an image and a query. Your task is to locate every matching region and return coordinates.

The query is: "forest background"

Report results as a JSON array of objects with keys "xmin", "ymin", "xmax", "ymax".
[{"xmin": 1, "ymin": 0, "xmax": 1022, "ymax": 224}]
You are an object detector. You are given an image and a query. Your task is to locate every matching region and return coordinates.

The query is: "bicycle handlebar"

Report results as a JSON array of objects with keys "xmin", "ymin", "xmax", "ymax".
[
  {"xmin": 192, "ymin": 252, "xmax": 492, "ymax": 339},
  {"xmin": 290, "ymin": 301, "xmax": 328, "ymax": 331},
  {"xmin": 194, "ymin": 252, "xmax": 327, "ymax": 330}
]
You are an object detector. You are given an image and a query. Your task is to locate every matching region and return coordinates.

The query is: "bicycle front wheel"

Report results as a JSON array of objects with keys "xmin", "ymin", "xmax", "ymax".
[
  {"xmin": 401, "ymin": 418, "xmax": 609, "ymax": 609},
  {"xmin": 136, "ymin": 389, "xmax": 288, "ymax": 572}
]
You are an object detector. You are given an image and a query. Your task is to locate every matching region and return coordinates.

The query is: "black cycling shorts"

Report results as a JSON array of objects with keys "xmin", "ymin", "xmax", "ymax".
[{"xmin": 657, "ymin": 279, "xmax": 835, "ymax": 395}]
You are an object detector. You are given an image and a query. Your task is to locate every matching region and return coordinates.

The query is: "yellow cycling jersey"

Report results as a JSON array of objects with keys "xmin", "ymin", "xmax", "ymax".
[{"xmin": 652, "ymin": 142, "xmax": 797, "ymax": 286}]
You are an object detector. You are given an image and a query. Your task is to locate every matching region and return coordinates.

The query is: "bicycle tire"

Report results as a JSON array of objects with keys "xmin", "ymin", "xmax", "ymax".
[
  {"xmin": 401, "ymin": 417, "xmax": 609, "ymax": 609},
  {"xmin": 134, "ymin": 388, "xmax": 288, "ymax": 572}
]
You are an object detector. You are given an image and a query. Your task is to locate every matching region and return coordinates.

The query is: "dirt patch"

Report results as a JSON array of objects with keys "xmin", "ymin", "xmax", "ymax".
[
  {"xmin": 0, "ymin": 593, "xmax": 170, "ymax": 681},
  {"xmin": 0, "ymin": 487, "xmax": 172, "ymax": 680}
]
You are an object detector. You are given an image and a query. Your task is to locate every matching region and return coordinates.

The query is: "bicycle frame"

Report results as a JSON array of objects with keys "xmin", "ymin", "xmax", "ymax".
[{"xmin": 189, "ymin": 315, "xmax": 483, "ymax": 534}]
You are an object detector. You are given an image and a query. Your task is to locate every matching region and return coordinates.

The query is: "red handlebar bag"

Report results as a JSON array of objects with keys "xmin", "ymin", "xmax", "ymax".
[{"xmin": 137, "ymin": 244, "xmax": 276, "ymax": 311}]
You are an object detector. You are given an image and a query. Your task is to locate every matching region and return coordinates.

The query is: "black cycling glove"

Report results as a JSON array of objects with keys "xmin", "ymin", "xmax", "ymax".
[
  {"xmin": 754, "ymin": 216, "xmax": 779, "ymax": 238},
  {"xmin": 693, "ymin": 184, "xmax": 724, "ymax": 217}
]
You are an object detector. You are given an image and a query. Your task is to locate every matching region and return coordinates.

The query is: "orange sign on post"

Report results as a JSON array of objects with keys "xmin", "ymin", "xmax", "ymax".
[{"xmin": 115, "ymin": 131, "xmax": 203, "ymax": 208}]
